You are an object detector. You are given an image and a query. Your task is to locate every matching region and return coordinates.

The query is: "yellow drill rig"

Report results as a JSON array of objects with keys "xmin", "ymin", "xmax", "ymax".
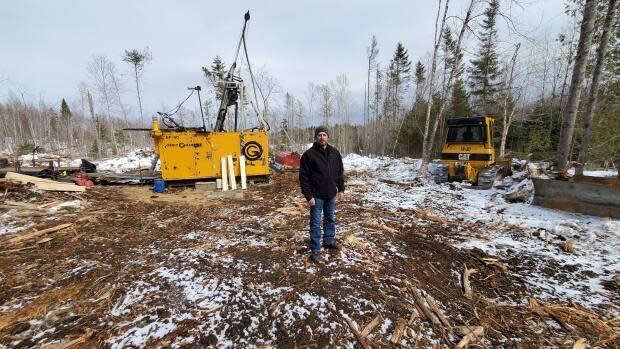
[
  {"xmin": 149, "ymin": 11, "xmax": 270, "ymax": 183},
  {"xmin": 438, "ymin": 116, "xmax": 511, "ymax": 188}
]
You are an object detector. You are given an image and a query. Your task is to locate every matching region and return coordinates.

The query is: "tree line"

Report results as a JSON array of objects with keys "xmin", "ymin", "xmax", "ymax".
[{"xmin": 1, "ymin": 0, "xmax": 617, "ymax": 171}]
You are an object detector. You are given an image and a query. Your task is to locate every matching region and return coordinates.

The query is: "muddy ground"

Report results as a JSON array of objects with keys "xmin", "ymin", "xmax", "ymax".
[{"xmin": 0, "ymin": 173, "xmax": 618, "ymax": 348}]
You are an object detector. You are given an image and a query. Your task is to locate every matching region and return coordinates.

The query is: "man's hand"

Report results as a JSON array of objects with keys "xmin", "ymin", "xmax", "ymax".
[
  {"xmin": 337, "ymin": 192, "xmax": 345, "ymax": 201},
  {"xmin": 307, "ymin": 198, "xmax": 316, "ymax": 207}
]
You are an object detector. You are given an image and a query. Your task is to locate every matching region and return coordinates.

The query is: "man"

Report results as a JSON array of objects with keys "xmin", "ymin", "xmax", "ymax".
[{"xmin": 299, "ymin": 126, "xmax": 345, "ymax": 263}]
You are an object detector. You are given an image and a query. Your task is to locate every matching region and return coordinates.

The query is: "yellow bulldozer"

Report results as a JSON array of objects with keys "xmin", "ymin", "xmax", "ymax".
[
  {"xmin": 145, "ymin": 12, "xmax": 271, "ymax": 183},
  {"xmin": 438, "ymin": 116, "xmax": 511, "ymax": 188}
]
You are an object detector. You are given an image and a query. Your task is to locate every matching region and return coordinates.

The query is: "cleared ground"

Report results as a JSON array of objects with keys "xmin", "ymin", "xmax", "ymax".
[{"xmin": 0, "ymin": 169, "xmax": 618, "ymax": 348}]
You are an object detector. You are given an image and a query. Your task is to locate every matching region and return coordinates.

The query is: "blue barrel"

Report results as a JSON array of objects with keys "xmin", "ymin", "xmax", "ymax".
[{"xmin": 153, "ymin": 179, "xmax": 165, "ymax": 193}]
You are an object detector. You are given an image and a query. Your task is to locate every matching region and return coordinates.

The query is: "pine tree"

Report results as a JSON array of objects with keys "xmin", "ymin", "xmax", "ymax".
[
  {"xmin": 122, "ymin": 48, "xmax": 152, "ymax": 123},
  {"xmin": 414, "ymin": 61, "xmax": 426, "ymax": 102},
  {"xmin": 60, "ymin": 98, "xmax": 73, "ymax": 147},
  {"xmin": 451, "ymin": 79, "xmax": 473, "ymax": 116},
  {"xmin": 388, "ymin": 43, "xmax": 411, "ymax": 120},
  {"xmin": 60, "ymin": 98, "xmax": 72, "ymax": 121},
  {"xmin": 468, "ymin": 0, "xmax": 502, "ymax": 115},
  {"xmin": 202, "ymin": 56, "xmax": 228, "ymax": 100}
]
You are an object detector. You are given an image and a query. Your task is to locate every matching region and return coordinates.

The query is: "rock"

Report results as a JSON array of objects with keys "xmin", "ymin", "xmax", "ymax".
[{"xmin": 504, "ymin": 186, "xmax": 532, "ymax": 203}]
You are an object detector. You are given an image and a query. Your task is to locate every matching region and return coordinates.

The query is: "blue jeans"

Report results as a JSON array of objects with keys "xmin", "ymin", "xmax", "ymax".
[{"xmin": 309, "ymin": 197, "xmax": 336, "ymax": 252}]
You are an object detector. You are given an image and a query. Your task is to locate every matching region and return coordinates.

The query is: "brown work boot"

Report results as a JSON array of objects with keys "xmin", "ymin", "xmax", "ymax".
[{"xmin": 323, "ymin": 241, "xmax": 342, "ymax": 251}]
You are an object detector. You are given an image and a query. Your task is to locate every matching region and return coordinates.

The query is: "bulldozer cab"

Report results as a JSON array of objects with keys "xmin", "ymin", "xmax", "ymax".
[
  {"xmin": 445, "ymin": 116, "xmax": 493, "ymax": 148},
  {"xmin": 440, "ymin": 116, "xmax": 499, "ymax": 186}
]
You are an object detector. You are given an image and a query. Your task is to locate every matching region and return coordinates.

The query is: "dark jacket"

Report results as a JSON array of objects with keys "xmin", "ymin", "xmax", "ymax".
[{"xmin": 299, "ymin": 142, "xmax": 345, "ymax": 201}]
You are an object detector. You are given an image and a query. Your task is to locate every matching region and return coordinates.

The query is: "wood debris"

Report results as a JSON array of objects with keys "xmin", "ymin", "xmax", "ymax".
[
  {"xmin": 425, "ymin": 294, "xmax": 451, "ymax": 328},
  {"xmin": 572, "ymin": 338, "xmax": 587, "ymax": 349},
  {"xmin": 5, "ymin": 172, "xmax": 86, "ymax": 192},
  {"xmin": 5, "ymin": 223, "xmax": 73, "ymax": 246},
  {"xmin": 411, "ymin": 287, "xmax": 441, "ymax": 327},
  {"xmin": 360, "ymin": 314, "xmax": 382, "ymax": 337},
  {"xmin": 389, "ymin": 318, "xmax": 406, "ymax": 344},
  {"xmin": 361, "ymin": 218, "xmax": 397, "ymax": 233},
  {"xmin": 462, "ymin": 264, "xmax": 477, "ymax": 299},
  {"xmin": 528, "ymin": 297, "xmax": 616, "ymax": 340},
  {"xmin": 482, "ymin": 258, "xmax": 508, "ymax": 272},
  {"xmin": 455, "ymin": 326, "xmax": 484, "ymax": 349}
]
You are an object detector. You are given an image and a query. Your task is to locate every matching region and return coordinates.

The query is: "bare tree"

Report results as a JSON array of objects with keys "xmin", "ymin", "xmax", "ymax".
[
  {"xmin": 555, "ymin": 0, "xmax": 598, "ymax": 170},
  {"xmin": 122, "ymin": 47, "xmax": 152, "ymax": 123},
  {"xmin": 318, "ymin": 84, "xmax": 333, "ymax": 127},
  {"xmin": 333, "ymin": 74, "xmax": 351, "ymax": 152},
  {"xmin": 499, "ymin": 43, "xmax": 521, "ymax": 158},
  {"xmin": 421, "ymin": 0, "xmax": 450, "ymax": 167},
  {"xmin": 87, "ymin": 90, "xmax": 102, "ymax": 158},
  {"xmin": 365, "ymin": 36, "xmax": 379, "ymax": 133},
  {"xmin": 254, "ymin": 68, "xmax": 280, "ymax": 131},
  {"xmin": 304, "ymin": 82, "xmax": 317, "ymax": 126},
  {"xmin": 88, "ymin": 55, "xmax": 116, "ymax": 154},
  {"xmin": 422, "ymin": 0, "xmax": 477, "ymax": 170},
  {"xmin": 577, "ymin": 0, "xmax": 617, "ymax": 174}
]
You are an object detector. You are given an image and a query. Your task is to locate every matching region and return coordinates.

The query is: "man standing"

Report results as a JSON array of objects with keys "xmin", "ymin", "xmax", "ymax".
[{"xmin": 299, "ymin": 126, "xmax": 345, "ymax": 263}]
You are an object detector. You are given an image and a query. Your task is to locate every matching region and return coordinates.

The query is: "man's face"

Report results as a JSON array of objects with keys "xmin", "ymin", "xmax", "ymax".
[{"xmin": 315, "ymin": 132, "xmax": 328, "ymax": 146}]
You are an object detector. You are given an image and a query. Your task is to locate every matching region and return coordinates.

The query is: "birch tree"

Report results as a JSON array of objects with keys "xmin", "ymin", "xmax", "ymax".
[
  {"xmin": 499, "ymin": 43, "xmax": 521, "ymax": 158},
  {"xmin": 421, "ymin": 0, "xmax": 477, "ymax": 170}
]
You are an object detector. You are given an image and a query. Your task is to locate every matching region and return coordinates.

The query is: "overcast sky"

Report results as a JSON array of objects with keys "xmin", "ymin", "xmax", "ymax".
[{"xmin": 0, "ymin": 0, "xmax": 569, "ymax": 125}]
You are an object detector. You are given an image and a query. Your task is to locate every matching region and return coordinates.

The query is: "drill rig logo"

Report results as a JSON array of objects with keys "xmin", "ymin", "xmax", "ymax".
[{"xmin": 242, "ymin": 141, "xmax": 263, "ymax": 161}]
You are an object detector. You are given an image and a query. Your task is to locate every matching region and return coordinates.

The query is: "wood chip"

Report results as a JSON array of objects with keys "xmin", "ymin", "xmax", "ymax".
[
  {"xmin": 425, "ymin": 294, "xmax": 451, "ymax": 328},
  {"xmin": 342, "ymin": 316, "xmax": 370, "ymax": 349},
  {"xmin": 455, "ymin": 326, "xmax": 484, "ymax": 349},
  {"xmin": 389, "ymin": 318, "xmax": 406, "ymax": 344},
  {"xmin": 360, "ymin": 314, "xmax": 382, "ymax": 337},
  {"xmin": 462, "ymin": 264, "xmax": 477, "ymax": 299},
  {"xmin": 572, "ymin": 338, "xmax": 587, "ymax": 349}
]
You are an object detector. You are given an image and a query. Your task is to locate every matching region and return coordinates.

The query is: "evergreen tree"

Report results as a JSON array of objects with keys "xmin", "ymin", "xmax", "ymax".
[
  {"xmin": 202, "ymin": 56, "xmax": 227, "ymax": 82},
  {"xmin": 202, "ymin": 56, "xmax": 228, "ymax": 100},
  {"xmin": 60, "ymin": 98, "xmax": 72, "ymax": 121},
  {"xmin": 122, "ymin": 47, "xmax": 152, "ymax": 123},
  {"xmin": 387, "ymin": 43, "xmax": 411, "ymax": 120},
  {"xmin": 451, "ymin": 79, "xmax": 473, "ymax": 116},
  {"xmin": 414, "ymin": 61, "xmax": 426, "ymax": 101},
  {"xmin": 468, "ymin": 0, "xmax": 502, "ymax": 115},
  {"xmin": 442, "ymin": 27, "xmax": 471, "ymax": 117}
]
